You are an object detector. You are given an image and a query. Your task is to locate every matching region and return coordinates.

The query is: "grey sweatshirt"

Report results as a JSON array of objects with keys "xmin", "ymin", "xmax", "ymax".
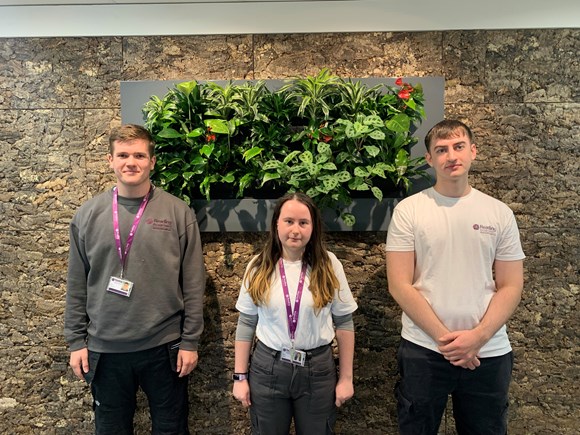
[{"xmin": 64, "ymin": 186, "xmax": 205, "ymax": 353}]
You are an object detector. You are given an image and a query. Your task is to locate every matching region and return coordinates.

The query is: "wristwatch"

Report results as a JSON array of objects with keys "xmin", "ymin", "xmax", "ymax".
[{"xmin": 232, "ymin": 372, "xmax": 249, "ymax": 381}]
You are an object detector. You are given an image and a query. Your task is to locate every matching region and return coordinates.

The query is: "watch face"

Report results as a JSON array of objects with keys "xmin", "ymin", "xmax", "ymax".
[{"xmin": 233, "ymin": 373, "xmax": 248, "ymax": 381}]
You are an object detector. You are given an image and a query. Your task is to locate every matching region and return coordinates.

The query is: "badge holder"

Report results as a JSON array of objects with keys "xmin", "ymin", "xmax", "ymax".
[
  {"xmin": 281, "ymin": 346, "xmax": 306, "ymax": 367},
  {"xmin": 107, "ymin": 276, "xmax": 134, "ymax": 297}
]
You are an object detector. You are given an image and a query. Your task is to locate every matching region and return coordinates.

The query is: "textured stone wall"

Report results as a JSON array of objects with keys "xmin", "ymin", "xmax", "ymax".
[{"xmin": 0, "ymin": 29, "xmax": 578, "ymax": 434}]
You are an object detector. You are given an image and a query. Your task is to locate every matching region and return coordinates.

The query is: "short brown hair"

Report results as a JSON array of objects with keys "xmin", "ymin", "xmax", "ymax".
[
  {"xmin": 109, "ymin": 124, "xmax": 155, "ymax": 156},
  {"xmin": 425, "ymin": 120, "xmax": 473, "ymax": 152}
]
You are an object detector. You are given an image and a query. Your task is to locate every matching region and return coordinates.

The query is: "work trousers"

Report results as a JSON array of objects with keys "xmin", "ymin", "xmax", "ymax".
[
  {"xmin": 395, "ymin": 339, "xmax": 513, "ymax": 435},
  {"xmin": 87, "ymin": 341, "xmax": 190, "ymax": 435},
  {"xmin": 249, "ymin": 340, "xmax": 337, "ymax": 435}
]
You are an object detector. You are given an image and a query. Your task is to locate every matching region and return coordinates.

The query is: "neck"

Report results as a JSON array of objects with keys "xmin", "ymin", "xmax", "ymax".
[
  {"xmin": 116, "ymin": 182, "xmax": 151, "ymax": 198},
  {"xmin": 433, "ymin": 179, "xmax": 471, "ymax": 198},
  {"xmin": 281, "ymin": 249, "xmax": 304, "ymax": 262}
]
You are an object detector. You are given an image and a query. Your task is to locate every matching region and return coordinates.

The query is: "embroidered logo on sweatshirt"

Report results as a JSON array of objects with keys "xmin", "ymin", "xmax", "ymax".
[
  {"xmin": 472, "ymin": 224, "xmax": 496, "ymax": 236},
  {"xmin": 145, "ymin": 218, "xmax": 173, "ymax": 231}
]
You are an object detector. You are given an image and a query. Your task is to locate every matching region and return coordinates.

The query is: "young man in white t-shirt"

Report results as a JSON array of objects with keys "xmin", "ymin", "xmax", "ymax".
[{"xmin": 386, "ymin": 119, "xmax": 525, "ymax": 434}]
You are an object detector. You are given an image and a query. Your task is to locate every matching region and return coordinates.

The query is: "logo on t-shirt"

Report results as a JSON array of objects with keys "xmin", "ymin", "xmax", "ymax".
[
  {"xmin": 145, "ymin": 217, "xmax": 173, "ymax": 231},
  {"xmin": 473, "ymin": 223, "xmax": 496, "ymax": 235}
]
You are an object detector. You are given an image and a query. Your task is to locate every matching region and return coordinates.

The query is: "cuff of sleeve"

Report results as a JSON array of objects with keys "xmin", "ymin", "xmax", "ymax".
[
  {"xmin": 179, "ymin": 340, "xmax": 198, "ymax": 351},
  {"xmin": 68, "ymin": 338, "xmax": 87, "ymax": 352}
]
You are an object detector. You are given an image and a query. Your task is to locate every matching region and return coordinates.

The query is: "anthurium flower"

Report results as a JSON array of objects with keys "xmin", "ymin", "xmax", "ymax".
[
  {"xmin": 395, "ymin": 77, "xmax": 404, "ymax": 86},
  {"xmin": 398, "ymin": 89, "xmax": 411, "ymax": 100}
]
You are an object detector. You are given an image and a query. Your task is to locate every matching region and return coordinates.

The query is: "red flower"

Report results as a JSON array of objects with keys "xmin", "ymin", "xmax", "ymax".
[
  {"xmin": 206, "ymin": 133, "xmax": 216, "ymax": 142},
  {"xmin": 395, "ymin": 77, "xmax": 403, "ymax": 86},
  {"xmin": 398, "ymin": 89, "xmax": 411, "ymax": 100},
  {"xmin": 321, "ymin": 135, "xmax": 332, "ymax": 143}
]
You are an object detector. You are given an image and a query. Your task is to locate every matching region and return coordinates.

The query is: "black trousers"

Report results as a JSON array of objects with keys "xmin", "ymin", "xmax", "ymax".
[
  {"xmin": 88, "ymin": 342, "xmax": 189, "ymax": 435},
  {"xmin": 395, "ymin": 339, "xmax": 513, "ymax": 435},
  {"xmin": 249, "ymin": 341, "xmax": 337, "ymax": 435}
]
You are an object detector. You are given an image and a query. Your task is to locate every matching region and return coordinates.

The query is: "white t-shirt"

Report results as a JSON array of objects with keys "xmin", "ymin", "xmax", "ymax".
[
  {"xmin": 386, "ymin": 187, "xmax": 525, "ymax": 357},
  {"xmin": 236, "ymin": 251, "xmax": 358, "ymax": 351}
]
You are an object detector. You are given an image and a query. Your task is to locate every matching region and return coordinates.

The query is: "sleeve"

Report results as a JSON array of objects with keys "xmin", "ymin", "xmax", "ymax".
[
  {"xmin": 329, "ymin": 252, "xmax": 358, "ymax": 316},
  {"xmin": 64, "ymin": 217, "xmax": 90, "ymax": 351},
  {"xmin": 332, "ymin": 313, "xmax": 354, "ymax": 331},
  {"xmin": 235, "ymin": 312, "xmax": 258, "ymax": 341},
  {"xmin": 235, "ymin": 258, "xmax": 259, "ymax": 315},
  {"xmin": 385, "ymin": 201, "xmax": 415, "ymax": 252},
  {"xmin": 495, "ymin": 211, "xmax": 526, "ymax": 261},
  {"xmin": 179, "ymin": 209, "xmax": 206, "ymax": 351}
]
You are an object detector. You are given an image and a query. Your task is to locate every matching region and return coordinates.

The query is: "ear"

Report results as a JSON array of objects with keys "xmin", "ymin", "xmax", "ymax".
[
  {"xmin": 106, "ymin": 153, "xmax": 113, "ymax": 168},
  {"xmin": 425, "ymin": 151, "xmax": 433, "ymax": 167},
  {"xmin": 150, "ymin": 155, "xmax": 156, "ymax": 169},
  {"xmin": 470, "ymin": 143, "xmax": 477, "ymax": 160}
]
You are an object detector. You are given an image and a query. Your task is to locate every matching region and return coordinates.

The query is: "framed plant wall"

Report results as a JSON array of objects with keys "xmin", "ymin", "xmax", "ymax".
[{"xmin": 121, "ymin": 71, "xmax": 444, "ymax": 231}]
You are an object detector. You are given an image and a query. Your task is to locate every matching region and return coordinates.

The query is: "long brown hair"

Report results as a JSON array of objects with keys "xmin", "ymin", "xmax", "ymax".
[{"xmin": 244, "ymin": 192, "xmax": 339, "ymax": 311}]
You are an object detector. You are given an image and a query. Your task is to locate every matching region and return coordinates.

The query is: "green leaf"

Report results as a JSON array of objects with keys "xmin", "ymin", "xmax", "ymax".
[
  {"xmin": 204, "ymin": 119, "xmax": 229, "ymax": 134},
  {"xmin": 243, "ymin": 146, "xmax": 263, "ymax": 162},
  {"xmin": 306, "ymin": 187, "xmax": 320, "ymax": 198},
  {"xmin": 182, "ymin": 171, "xmax": 195, "ymax": 181},
  {"xmin": 263, "ymin": 160, "xmax": 281, "ymax": 170},
  {"xmin": 335, "ymin": 171, "xmax": 351, "ymax": 182},
  {"xmin": 222, "ymin": 173, "xmax": 235, "ymax": 183},
  {"xmin": 162, "ymin": 172, "xmax": 179, "ymax": 182},
  {"xmin": 368, "ymin": 130, "xmax": 385, "ymax": 140},
  {"xmin": 321, "ymin": 162, "xmax": 337, "ymax": 170},
  {"xmin": 342, "ymin": 213, "xmax": 356, "ymax": 227},
  {"xmin": 363, "ymin": 114, "xmax": 383, "ymax": 127},
  {"xmin": 363, "ymin": 145, "xmax": 380, "ymax": 157},
  {"xmin": 262, "ymin": 172, "xmax": 280, "ymax": 185},
  {"xmin": 317, "ymin": 142, "xmax": 331, "ymax": 154},
  {"xmin": 354, "ymin": 166, "xmax": 369, "ymax": 177},
  {"xmin": 299, "ymin": 151, "xmax": 313, "ymax": 163},
  {"xmin": 200, "ymin": 143, "xmax": 214, "ymax": 158},
  {"xmin": 371, "ymin": 186, "xmax": 383, "ymax": 201},
  {"xmin": 175, "ymin": 80, "xmax": 198, "ymax": 97},
  {"xmin": 386, "ymin": 113, "xmax": 411, "ymax": 133},
  {"xmin": 323, "ymin": 178, "xmax": 339, "ymax": 190},
  {"xmin": 283, "ymin": 150, "xmax": 301, "ymax": 164},
  {"xmin": 186, "ymin": 128, "xmax": 204, "ymax": 138},
  {"xmin": 158, "ymin": 128, "xmax": 183, "ymax": 139}
]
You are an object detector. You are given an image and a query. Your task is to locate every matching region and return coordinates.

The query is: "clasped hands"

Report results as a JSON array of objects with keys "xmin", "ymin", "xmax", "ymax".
[{"xmin": 438, "ymin": 329, "xmax": 487, "ymax": 370}]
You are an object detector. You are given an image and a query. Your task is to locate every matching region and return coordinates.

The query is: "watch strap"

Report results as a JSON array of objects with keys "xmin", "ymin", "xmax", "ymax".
[{"xmin": 232, "ymin": 372, "xmax": 249, "ymax": 381}]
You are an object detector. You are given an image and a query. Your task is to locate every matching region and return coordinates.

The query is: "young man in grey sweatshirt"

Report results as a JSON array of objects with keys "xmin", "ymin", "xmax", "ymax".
[{"xmin": 64, "ymin": 124, "xmax": 205, "ymax": 434}]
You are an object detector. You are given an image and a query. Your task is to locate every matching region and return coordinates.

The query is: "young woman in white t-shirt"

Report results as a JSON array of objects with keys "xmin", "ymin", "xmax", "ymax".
[{"xmin": 232, "ymin": 192, "xmax": 358, "ymax": 434}]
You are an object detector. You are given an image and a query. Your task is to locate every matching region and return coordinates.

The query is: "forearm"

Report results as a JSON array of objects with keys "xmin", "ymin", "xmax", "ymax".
[
  {"xmin": 234, "ymin": 340, "xmax": 253, "ymax": 373},
  {"xmin": 476, "ymin": 259, "xmax": 524, "ymax": 341},
  {"xmin": 476, "ymin": 287, "xmax": 522, "ymax": 342},
  {"xmin": 335, "ymin": 329, "xmax": 354, "ymax": 381}
]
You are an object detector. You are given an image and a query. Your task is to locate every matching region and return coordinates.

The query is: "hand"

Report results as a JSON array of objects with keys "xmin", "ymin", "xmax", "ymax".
[
  {"xmin": 232, "ymin": 380, "xmax": 251, "ymax": 408},
  {"xmin": 438, "ymin": 329, "xmax": 486, "ymax": 370},
  {"xmin": 176, "ymin": 350, "xmax": 198, "ymax": 377},
  {"xmin": 335, "ymin": 378, "xmax": 354, "ymax": 407},
  {"xmin": 69, "ymin": 348, "xmax": 89, "ymax": 381}
]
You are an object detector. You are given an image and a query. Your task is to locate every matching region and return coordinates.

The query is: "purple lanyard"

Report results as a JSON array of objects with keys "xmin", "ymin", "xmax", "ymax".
[
  {"xmin": 279, "ymin": 259, "xmax": 308, "ymax": 343},
  {"xmin": 112, "ymin": 186, "xmax": 150, "ymax": 278}
]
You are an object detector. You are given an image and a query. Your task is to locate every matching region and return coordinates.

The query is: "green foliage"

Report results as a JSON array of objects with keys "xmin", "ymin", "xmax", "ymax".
[{"xmin": 143, "ymin": 71, "xmax": 427, "ymax": 226}]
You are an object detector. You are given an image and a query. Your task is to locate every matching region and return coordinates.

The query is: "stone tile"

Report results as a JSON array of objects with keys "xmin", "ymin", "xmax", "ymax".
[
  {"xmin": 122, "ymin": 35, "xmax": 254, "ymax": 81},
  {"xmin": 485, "ymin": 29, "xmax": 580, "ymax": 103},
  {"xmin": 0, "ymin": 37, "xmax": 122, "ymax": 109},
  {"xmin": 253, "ymin": 32, "xmax": 444, "ymax": 78}
]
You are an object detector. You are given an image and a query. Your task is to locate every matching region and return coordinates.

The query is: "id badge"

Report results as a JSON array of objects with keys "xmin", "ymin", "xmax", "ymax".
[
  {"xmin": 107, "ymin": 276, "xmax": 134, "ymax": 297},
  {"xmin": 280, "ymin": 347, "xmax": 306, "ymax": 367}
]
